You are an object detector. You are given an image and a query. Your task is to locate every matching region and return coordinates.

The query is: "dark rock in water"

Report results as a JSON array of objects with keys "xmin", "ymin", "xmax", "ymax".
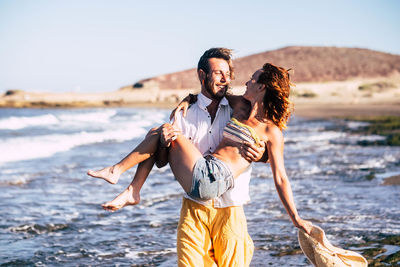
[
  {"xmin": 352, "ymin": 234, "xmax": 400, "ymax": 266},
  {"xmin": 272, "ymin": 247, "xmax": 303, "ymax": 257},
  {"xmin": 365, "ymin": 172, "xmax": 376, "ymax": 180},
  {"xmin": 10, "ymin": 223, "xmax": 69, "ymax": 235},
  {"xmin": 343, "ymin": 116, "xmax": 400, "ymax": 146}
]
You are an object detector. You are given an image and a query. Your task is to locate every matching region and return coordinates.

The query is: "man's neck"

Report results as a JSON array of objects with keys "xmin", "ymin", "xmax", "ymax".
[
  {"xmin": 207, "ymin": 99, "xmax": 220, "ymax": 123},
  {"xmin": 199, "ymin": 91, "xmax": 224, "ymax": 123}
]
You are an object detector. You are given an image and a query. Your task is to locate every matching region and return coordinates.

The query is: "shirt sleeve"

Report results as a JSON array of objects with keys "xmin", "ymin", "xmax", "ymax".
[{"xmin": 171, "ymin": 109, "xmax": 185, "ymax": 133}]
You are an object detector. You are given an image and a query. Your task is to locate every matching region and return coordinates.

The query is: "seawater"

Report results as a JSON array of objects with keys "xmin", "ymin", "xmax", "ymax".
[{"xmin": 0, "ymin": 108, "xmax": 399, "ymax": 266}]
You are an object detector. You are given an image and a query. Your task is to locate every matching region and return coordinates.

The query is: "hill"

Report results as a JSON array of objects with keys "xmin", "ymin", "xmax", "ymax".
[
  {"xmin": 129, "ymin": 46, "xmax": 400, "ymax": 90},
  {"xmin": 2, "ymin": 46, "xmax": 399, "ymax": 115}
]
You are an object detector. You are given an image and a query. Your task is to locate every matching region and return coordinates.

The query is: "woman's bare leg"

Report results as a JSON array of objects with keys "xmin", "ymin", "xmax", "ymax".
[
  {"xmin": 102, "ymin": 134, "xmax": 204, "ymax": 211},
  {"xmin": 89, "ymin": 121, "xmax": 204, "ymax": 197},
  {"xmin": 87, "ymin": 127, "xmax": 161, "ymax": 184},
  {"xmin": 102, "ymin": 157, "xmax": 155, "ymax": 211},
  {"xmin": 167, "ymin": 135, "xmax": 204, "ymax": 193}
]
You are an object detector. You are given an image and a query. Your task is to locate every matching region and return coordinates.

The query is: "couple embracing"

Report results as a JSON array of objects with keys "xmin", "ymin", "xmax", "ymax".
[{"xmin": 88, "ymin": 47, "xmax": 312, "ymax": 266}]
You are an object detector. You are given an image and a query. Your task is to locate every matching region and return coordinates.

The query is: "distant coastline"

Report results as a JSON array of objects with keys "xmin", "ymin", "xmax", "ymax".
[
  {"xmin": 3, "ymin": 45, "xmax": 400, "ymax": 120},
  {"xmin": 2, "ymin": 77, "xmax": 400, "ymax": 120},
  {"xmin": 0, "ymin": 88, "xmax": 193, "ymax": 110}
]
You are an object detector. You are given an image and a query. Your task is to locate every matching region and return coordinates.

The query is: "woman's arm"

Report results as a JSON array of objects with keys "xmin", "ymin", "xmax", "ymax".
[
  {"xmin": 267, "ymin": 127, "xmax": 312, "ymax": 234},
  {"xmin": 169, "ymin": 94, "xmax": 197, "ymax": 120},
  {"xmin": 225, "ymin": 94, "xmax": 244, "ymax": 110},
  {"xmin": 170, "ymin": 93, "xmax": 244, "ymax": 120}
]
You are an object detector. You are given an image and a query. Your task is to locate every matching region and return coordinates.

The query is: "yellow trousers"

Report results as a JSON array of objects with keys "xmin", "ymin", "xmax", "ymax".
[{"xmin": 177, "ymin": 198, "xmax": 254, "ymax": 267}]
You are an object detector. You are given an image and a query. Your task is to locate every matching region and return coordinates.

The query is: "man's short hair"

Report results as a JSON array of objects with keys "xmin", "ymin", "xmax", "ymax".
[{"xmin": 197, "ymin": 48, "xmax": 235, "ymax": 80}]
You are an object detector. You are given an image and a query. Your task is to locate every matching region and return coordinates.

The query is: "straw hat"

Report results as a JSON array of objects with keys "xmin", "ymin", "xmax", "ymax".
[{"xmin": 298, "ymin": 225, "xmax": 368, "ymax": 267}]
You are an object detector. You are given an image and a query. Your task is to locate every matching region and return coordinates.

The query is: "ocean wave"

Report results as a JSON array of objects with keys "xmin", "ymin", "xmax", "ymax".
[
  {"xmin": 0, "ymin": 109, "xmax": 118, "ymax": 130},
  {"xmin": 0, "ymin": 124, "xmax": 147, "ymax": 164},
  {"xmin": 345, "ymin": 120, "xmax": 370, "ymax": 130},
  {"xmin": 141, "ymin": 193, "xmax": 183, "ymax": 207},
  {"xmin": 0, "ymin": 114, "xmax": 60, "ymax": 130},
  {"xmin": 349, "ymin": 158, "xmax": 387, "ymax": 169},
  {"xmin": 9, "ymin": 223, "xmax": 69, "ymax": 235},
  {"xmin": 286, "ymin": 131, "xmax": 345, "ymax": 143},
  {"xmin": 0, "ymin": 177, "xmax": 31, "ymax": 186},
  {"xmin": 58, "ymin": 109, "xmax": 117, "ymax": 123}
]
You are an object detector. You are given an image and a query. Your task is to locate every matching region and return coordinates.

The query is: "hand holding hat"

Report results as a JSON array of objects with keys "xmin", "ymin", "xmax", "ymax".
[
  {"xmin": 298, "ymin": 225, "xmax": 368, "ymax": 267},
  {"xmin": 294, "ymin": 217, "xmax": 313, "ymax": 235}
]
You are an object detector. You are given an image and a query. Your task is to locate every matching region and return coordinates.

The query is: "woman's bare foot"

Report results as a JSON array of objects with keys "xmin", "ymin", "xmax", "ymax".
[
  {"xmin": 102, "ymin": 185, "xmax": 140, "ymax": 211},
  {"xmin": 87, "ymin": 165, "xmax": 122, "ymax": 184}
]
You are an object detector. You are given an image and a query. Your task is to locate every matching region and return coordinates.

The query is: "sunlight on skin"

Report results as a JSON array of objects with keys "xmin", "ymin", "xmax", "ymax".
[
  {"xmin": 101, "ymin": 185, "xmax": 140, "ymax": 211},
  {"xmin": 87, "ymin": 165, "xmax": 122, "ymax": 184}
]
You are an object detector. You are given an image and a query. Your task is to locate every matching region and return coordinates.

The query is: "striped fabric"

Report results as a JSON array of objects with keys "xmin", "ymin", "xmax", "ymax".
[{"xmin": 223, "ymin": 118, "xmax": 261, "ymax": 146}]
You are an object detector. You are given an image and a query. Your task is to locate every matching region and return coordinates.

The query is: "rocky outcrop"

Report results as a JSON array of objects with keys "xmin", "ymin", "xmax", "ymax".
[{"xmin": 129, "ymin": 46, "xmax": 400, "ymax": 90}]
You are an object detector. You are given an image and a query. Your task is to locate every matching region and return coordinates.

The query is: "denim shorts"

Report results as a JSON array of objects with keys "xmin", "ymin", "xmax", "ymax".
[{"xmin": 188, "ymin": 155, "xmax": 234, "ymax": 201}]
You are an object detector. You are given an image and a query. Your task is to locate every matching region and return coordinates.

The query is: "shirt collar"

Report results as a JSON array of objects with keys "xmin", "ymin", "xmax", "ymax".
[{"xmin": 197, "ymin": 92, "xmax": 229, "ymax": 110}]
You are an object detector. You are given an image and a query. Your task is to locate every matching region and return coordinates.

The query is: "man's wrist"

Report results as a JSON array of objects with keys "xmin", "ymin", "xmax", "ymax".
[{"xmin": 160, "ymin": 142, "xmax": 170, "ymax": 149}]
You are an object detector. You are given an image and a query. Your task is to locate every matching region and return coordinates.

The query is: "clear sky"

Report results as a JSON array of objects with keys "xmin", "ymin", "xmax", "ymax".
[{"xmin": 1, "ymin": 0, "xmax": 399, "ymax": 93}]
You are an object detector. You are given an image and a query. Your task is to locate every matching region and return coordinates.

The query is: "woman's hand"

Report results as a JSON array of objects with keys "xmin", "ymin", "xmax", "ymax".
[
  {"xmin": 293, "ymin": 217, "xmax": 313, "ymax": 235},
  {"xmin": 169, "ymin": 94, "xmax": 197, "ymax": 121},
  {"xmin": 170, "ymin": 101, "xmax": 190, "ymax": 121}
]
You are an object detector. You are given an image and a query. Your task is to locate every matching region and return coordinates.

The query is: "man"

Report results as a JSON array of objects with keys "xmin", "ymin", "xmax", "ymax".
[{"xmin": 157, "ymin": 48, "xmax": 266, "ymax": 266}]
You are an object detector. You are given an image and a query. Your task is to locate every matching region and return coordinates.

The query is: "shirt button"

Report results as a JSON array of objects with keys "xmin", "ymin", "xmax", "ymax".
[{"xmin": 209, "ymin": 131, "xmax": 211, "ymax": 133}]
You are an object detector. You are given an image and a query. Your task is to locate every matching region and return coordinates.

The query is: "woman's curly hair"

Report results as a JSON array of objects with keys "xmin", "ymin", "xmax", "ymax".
[{"xmin": 257, "ymin": 63, "xmax": 293, "ymax": 130}]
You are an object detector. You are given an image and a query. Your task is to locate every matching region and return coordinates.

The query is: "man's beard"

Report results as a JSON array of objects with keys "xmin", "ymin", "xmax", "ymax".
[{"xmin": 204, "ymin": 76, "xmax": 227, "ymax": 100}]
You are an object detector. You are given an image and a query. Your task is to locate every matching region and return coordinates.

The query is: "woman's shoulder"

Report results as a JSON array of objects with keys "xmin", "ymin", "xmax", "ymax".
[{"xmin": 264, "ymin": 121, "xmax": 283, "ymax": 141}]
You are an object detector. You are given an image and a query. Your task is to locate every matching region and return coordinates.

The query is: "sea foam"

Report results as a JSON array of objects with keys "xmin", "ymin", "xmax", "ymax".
[
  {"xmin": 57, "ymin": 109, "xmax": 117, "ymax": 123},
  {"xmin": 0, "ymin": 124, "xmax": 147, "ymax": 164},
  {"xmin": 0, "ymin": 114, "xmax": 60, "ymax": 130},
  {"xmin": 0, "ymin": 110, "xmax": 117, "ymax": 130}
]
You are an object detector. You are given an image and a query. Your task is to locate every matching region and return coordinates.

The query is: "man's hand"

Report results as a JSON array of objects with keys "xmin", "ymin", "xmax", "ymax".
[
  {"xmin": 240, "ymin": 141, "xmax": 267, "ymax": 162},
  {"xmin": 159, "ymin": 123, "xmax": 181, "ymax": 148},
  {"xmin": 155, "ymin": 123, "xmax": 181, "ymax": 168}
]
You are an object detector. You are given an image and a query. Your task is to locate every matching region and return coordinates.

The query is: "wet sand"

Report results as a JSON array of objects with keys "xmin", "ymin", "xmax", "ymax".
[
  {"xmin": 293, "ymin": 103, "xmax": 400, "ymax": 118},
  {"xmin": 383, "ymin": 175, "xmax": 400, "ymax": 186}
]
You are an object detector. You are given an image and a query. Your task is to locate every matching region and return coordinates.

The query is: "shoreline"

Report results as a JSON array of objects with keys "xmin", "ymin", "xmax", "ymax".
[
  {"xmin": 292, "ymin": 103, "xmax": 400, "ymax": 118},
  {"xmin": 1, "ymin": 76, "xmax": 400, "ymax": 119},
  {"xmin": 2, "ymin": 100, "xmax": 399, "ymax": 119}
]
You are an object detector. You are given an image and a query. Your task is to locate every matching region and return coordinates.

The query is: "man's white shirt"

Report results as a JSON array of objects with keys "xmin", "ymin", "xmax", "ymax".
[{"xmin": 173, "ymin": 93, "xmax": 251, "ymax": 208}]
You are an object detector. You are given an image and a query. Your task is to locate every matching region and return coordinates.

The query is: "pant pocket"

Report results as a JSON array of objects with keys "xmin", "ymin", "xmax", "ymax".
[{"xmin": 198, "ymin": 172, "xmax": 218, "ymax": 200}]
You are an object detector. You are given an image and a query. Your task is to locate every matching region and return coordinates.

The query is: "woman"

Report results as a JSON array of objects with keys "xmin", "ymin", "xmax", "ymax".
[{"xmin": 88, "ymin": 63, "xmax": 312, "ymax": 233}]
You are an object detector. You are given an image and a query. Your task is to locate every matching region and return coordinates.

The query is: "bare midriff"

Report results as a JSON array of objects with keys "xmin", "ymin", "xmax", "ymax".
[{"xmin": 212, "ymin": 138, "xmax": 252, "ymax": 178}]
